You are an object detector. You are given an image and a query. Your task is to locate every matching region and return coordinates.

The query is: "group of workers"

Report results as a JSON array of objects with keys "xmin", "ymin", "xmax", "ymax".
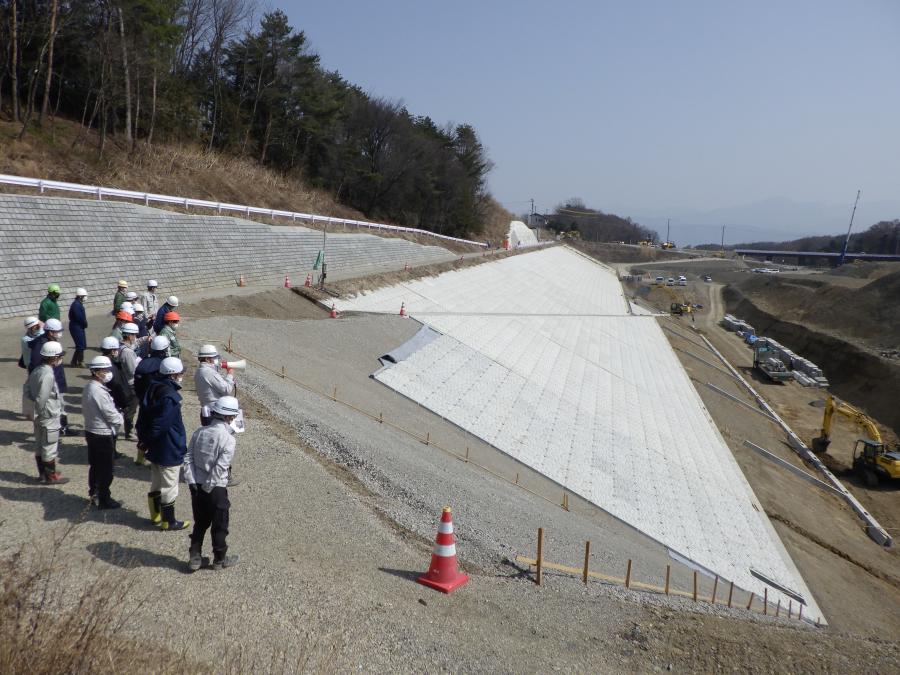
[{"xmin": 19, "ymin": 279, "xmax": 240, "ymax": 571}]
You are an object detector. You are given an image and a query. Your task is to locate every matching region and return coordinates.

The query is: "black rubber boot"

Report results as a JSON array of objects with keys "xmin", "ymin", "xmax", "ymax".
[
  {"xmin": 97, "ymin": 496, "xmax": 122, "ymax": 510},
  {"xmin": 212, "ymin": 553, "xmax": 239, "ymax": 571},
  {"xmin": 35, "ymin": 455, "xmax": 45, "ymax": 479},
  {"xmin": 159, "ymin": 502, "xmax": 189, "ymax": 531},
  {"xmin": 188, "ymin": 542, "xmax": 203, "ymax": 572}
]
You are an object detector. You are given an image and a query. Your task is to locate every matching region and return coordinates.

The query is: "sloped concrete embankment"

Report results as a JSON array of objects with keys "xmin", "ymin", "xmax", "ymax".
[
  {"xmin": 723, "ymin": 286, "xmax": 900, "ymax": 435},
  {"xmin": 0, "ymin": 194, "xmax": 456, "ymax": 318}
]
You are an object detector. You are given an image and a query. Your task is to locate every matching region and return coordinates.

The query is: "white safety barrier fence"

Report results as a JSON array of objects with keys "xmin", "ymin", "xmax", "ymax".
[{"xmin": 0, "ymin": 173, "xmax": 487, "ymax": 248}]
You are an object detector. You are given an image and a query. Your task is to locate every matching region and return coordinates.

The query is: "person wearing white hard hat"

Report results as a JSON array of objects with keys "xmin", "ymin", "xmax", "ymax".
[
  {"xmin": 68, "ymin": 288, "xmax": 89, "ymax": 367},
  {"xmin": 25, "ymin": 341, "xmax": 68, "ymax": 483},
  {"xmin": 19, "ymin": 317, "xmax": 44, "ymax": 420},
  {"xmin": 138, "ymin": 357, "xmax": 190, "ymax": 531},
  {"xmin": 133, "ymin": 335, "xmax": 170, "ymax": 466},
  {"xmin": 143, "ymin": 280, "xmax": 159, "ymax": 324},
  {"xmin": 183, "ymin": 395, "xmax": 242, "ymax": 571},
  {"xmin": 152, "ymin": 295, "xmax": 179, "ymax": 335},
  {"xmin": 28, "ymin": 318, "xmax": 71, "ymax": 435},
  {"xmin": 132, "ymin": 302, "xmax": 149, "ymax": 338},
  {"xmin": 112, "ymin": 280, "xmax": 129, "ymax": 314},
  {"xmin": 83, "ymin": 356, "xmax": 124, "ymax": 508},
  {"xmin": 195, "ymin": 344, "xmax": 240, "ymax": 486},
  {"xmin": 116, "ymin": 323, "xmax": 141, "ymax": 441},
  {"xmin": 99, "ymin": 337, "xmax": 131, "ymax": 458}
]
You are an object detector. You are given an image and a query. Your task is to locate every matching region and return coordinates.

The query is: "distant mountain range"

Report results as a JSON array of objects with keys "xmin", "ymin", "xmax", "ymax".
[{"xmin": 631, "ymin": 196, "xmax": 900, "ymax": 247}]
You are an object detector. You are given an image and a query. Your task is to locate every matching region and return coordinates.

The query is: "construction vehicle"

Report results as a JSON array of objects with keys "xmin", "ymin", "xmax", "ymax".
[
  {"xmin": 752, "ymin": 339, "xmax": 792, "ymax": 382},
  {"xmin": 660, "ymin": 241, "xmax": 676, "ymax": 249},
  {"xmin": 659, "ymin": 285, "xmax": 693, "ymax": 317},
  {"xmin": 812, "ymin": 395, "xmax": 900, "ymax": 486},
  {"xmin": 638, "ymin": 239, "xmax": 654, "ymax": 247}
]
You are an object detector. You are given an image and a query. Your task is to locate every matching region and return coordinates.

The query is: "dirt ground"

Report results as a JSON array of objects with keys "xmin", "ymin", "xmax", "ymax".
[{"xmin": 2, "ymin": 276, "xmax": 900, "ymax": 671}]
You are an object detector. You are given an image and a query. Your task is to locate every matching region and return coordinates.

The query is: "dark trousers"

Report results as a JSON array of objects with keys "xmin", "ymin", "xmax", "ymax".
[
  {"xmin": 86, "ymin": 432, "xmax": 116, "ymax": 500},
  {"xmin": 200, "ymin": 415, "xmax": 211, "ymax": 427},
  {"xmin": 190, "ymin": 486, "xmax": 230, "ymax": 557},
  {"xmin": 70, "ymin": 349, "xmax": 85, "ymax": 367},
  {"xmin": 122, "ymin": 397, "xmax": 138, "ymax": 436}
]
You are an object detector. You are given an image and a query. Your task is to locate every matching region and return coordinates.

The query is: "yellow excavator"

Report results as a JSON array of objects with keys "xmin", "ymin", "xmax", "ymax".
[
  {"xmin": 811, "ymin": 395, "xmax": 900, "ymax": 486},
  {"xmin": 659, "ymin": 285, "xmax": 693, "ymax": 317}
]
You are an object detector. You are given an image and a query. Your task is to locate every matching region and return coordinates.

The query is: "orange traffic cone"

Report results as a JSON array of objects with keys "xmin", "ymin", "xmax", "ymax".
[
  {"xmin": 404, "ymin": 262, "xmax": 410, "ymax": 272},
  {"xmin": 417, "ymin": 507, "xmax": 469, "ymax": 593},
  {"xmin": 329, "ymin": 303, "xmax": 338, "ymax": 319},
  {"xmin": 304, "ymin": 274, "xmax": 311, "ymax": 288},
  {"xmin": 238, "ymin": 274, "xmax": 246, "ymax": 287},
  {"xmin": 284, "ymin": 275, "xmax": 291, "ymax": 289},
  {"xmin": 399, "ymin": 302, "xmax": 407, "ymax": 317}
]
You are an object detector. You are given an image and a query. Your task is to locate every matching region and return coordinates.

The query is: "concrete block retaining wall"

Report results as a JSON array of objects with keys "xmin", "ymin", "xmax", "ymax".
[{"xmin": 0, "ymin": 194, "xmax": 455, "ymax": 318}]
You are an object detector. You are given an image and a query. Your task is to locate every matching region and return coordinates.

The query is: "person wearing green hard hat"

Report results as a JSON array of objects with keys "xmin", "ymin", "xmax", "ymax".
[{"xmin": 39, "ymin": 283, "xmax": 61, "ymax": 322}]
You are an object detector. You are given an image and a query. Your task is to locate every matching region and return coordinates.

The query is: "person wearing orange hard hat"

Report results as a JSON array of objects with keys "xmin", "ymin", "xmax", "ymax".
[
  {"xmin": 110, "ymin": 309, "xmax": 133, "ymax": 342},
  {"xmin": 158, "ymin": 311, "xmax": 182, "ymax": 358}
]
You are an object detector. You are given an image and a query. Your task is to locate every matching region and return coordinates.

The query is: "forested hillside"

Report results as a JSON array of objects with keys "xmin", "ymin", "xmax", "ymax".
[
  {"xmin": 733, "ymin": 220, "xmax": 900, "ymax": 255},
  {"xmin": 0, "ymin": 1, "xmax": 498, "ymax": 239},
  {"xmin": 544, "ymin": 198, "xmax": 658, "ymax": 243}
]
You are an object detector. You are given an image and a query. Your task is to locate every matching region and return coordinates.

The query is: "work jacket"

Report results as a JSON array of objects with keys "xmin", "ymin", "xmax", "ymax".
[
  {"xmin": 39, "ymin": 295, "xmax": 60, "ymax": 322},
  {"xmin": 184, "ymin": 419, "xmax": 236, "ymax": 492},
  {"xmin": 113, "ymin": 289, "xmax": 127, "ymax": 314},
  {"xmin": 152, "ymin": 302, "xmax": 175, "ymax": 334},
  {"xmin": 82, "ymin": 379, "xmax": 124, "ymax": 436},
  {"xmin": 26, "ymin": 364, "xmax": 62, "ymax": 429},
  {"xmin": 159, "ymin": 325, "xmax": 181, "ymax": 358},
  {"xmin": 140, "ymin": 378, "xmax": 187, "ymax": 467},
  {"xmin": 194, "ymin": 363, "xmax": 234, "ymax": 410}
]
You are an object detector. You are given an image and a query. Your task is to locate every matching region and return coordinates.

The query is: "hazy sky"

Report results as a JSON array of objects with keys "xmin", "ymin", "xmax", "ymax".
[{"xmin": 280, "ymin": 1, "xmax": 900, "ymax": 243}]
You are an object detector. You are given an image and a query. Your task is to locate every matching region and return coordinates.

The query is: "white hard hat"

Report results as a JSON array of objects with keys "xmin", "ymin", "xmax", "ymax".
[
  {"xmin": 121, "ymin": 322, "xmax": 139, "ymax": 335},
  {"xmin": 147, "ymin": 279, "xmax": 158, "ymax": 288},
  {"xmin": 198, "ymin": 344, "xmax": 219, "ymax": 359},
  {"xmin": 101, "ymin": 336, "xmax": 120, "ymax": 350},
  {"xmin": 166, "ymin": 295, "xmax": 179, "ymax": 307},
  {"xmin": 40, "ymin": 341, "xmax": 64, "ymax": 357},
  {"xmin": 75, "ymin": 287, "xmax": 88, "ymax": 297},
  {"xmin": 159, "ymin": 357, "xmax": 184, "ymax": 375},
  {"xmin": 24, "ymin": 316, "xmax": 40, "ymax": 328},
  {"xmin": 120, "ymin": 302, "xmax": 134, "ymax": 314},
  {"xmin": 44, "ymin": 318, "xmax": 63, "ymax": 332},
  {"xmin": 150, "ymin": 335, "xmax": 170, "ymax": 352},
  {"xmin": 212, "ymin": 395, "xmax": 240, "ymax": 416},
  {"xmin": 88, "ymin": 355, "xmax": 113, "ymax": 370},
  {"xmin": 125, "ymin": 291, "xmax": 138, "ymax": 301},
  {"xmin": 133, "ymin": 303, "xmax": 145, "ymax": 312}
]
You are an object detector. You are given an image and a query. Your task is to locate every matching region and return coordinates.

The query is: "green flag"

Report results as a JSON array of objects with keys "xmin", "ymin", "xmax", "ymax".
[{"xmin": 313, "ymin": 249, "xmax": 324, "ymax": 270}]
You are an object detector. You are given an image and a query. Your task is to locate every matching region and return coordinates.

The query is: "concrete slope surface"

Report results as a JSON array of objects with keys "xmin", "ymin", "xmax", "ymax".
[{"xmin": 337, "ymin": 246, "xmax": 824, "ymax": 623}]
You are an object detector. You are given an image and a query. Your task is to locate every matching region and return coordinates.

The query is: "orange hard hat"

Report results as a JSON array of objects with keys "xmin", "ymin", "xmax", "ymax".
[
  {"xmin": 116, "ymin": 310, "xmax": 133, "ymax": 321},
  {"xmin": 163, "ymin": 311, "xmax": 180, "ymax": 322}
]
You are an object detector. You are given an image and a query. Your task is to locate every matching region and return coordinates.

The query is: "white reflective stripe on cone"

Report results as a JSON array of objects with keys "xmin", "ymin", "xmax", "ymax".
[
  {"xmin": 438, "ymin": 522, "xmax": 454, "ymax": 534},
  {"xmin": 433, "ymin": 543, "xmax": 456, "ymax": 557}
]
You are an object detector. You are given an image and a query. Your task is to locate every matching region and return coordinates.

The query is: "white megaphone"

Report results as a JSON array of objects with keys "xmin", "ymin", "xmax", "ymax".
[{"xmin": 221, "ymin": 359, "xmax": 247, "ymax": 371}]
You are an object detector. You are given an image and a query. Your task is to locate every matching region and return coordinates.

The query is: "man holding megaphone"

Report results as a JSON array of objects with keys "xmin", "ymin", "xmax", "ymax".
[{"xmin": 195, "ymin": 344, "xmax": 242, "ymax": 487}]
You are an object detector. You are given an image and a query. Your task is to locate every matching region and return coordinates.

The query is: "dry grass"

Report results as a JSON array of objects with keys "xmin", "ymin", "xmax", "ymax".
[{"xmin": 0, "ymin": 118, "xmax": 505, "ymax": 252}]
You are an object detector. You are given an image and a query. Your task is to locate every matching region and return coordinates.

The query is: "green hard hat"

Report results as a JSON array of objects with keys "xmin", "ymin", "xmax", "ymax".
[{"xmin": 48, "ymin": 283, "xmax": 61, "ymax": 294}]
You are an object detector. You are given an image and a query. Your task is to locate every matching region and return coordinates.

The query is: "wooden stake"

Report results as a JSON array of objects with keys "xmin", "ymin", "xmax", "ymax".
[
  {"xmin": 798, "ymin": 604, "xmax": 803, "ymax": 621},
  {"xmin": 815, "ymin": 617, "xmax": 820, "ymax": 628},
  {"xmin": 776, "ymin": 599, "xmax": 781, "ymax": 617},
  {"xmin": 727, "ymin": 581, "xmax": 734, "ymax": 608},
  {"xmin": 536, "ymin": 528, "xmax": 544, "ymax": 586},
  {"xmin": 692, "ymin": 571, "xmax": 698, "ymax": 602},
  {"xmin": 764, "ymin": 588, "xmax": 768, "ymax": 615},
  {"xmin": 746, "ymin": 592, "xmax": 754, "ymax": 611},
  {"xmin": 625, "ymin": 559, "xmax": 632, "ymax": 589},
  {"xmin": 582, "ymin": 541, "xmax": 591, "ymax": 584},
  {"xmin": 379, "ymin": 412, "xmax": 383, "ymax": 424},
  {"xmin": 332, "ymin": 385, "xmax": 337, "ymax": 401},
  {"xmin": 711, "ymin": 575, "xmax": 718, "ymax": 605},
  {"xmin": 227, "ymin": 332, "xmax": 233, "ymax": 352},
  {"xmin": 425, "ymin": 432, "xmax": 430, "ymax": 445},
  {"xmin": 515, "ymin": 472, "xmax": 519, "ymax": 484},
  {"xmin": 562, "ymin": 493, "xmax": 569, "ymax": 511},
  {"xmin": 280, "ymin": 365, "xmax": 285, "ymax": 379},
  {"xmin": 664, "ymin": 565, "xmax": 671, "ymax": 595},
  {"xmin": 464, "ymin": 447, "xmax": 469, "ymax": 462},
  {"xmin": 788, "ymin": 600, "xmax": 792, "ymax": 619}
]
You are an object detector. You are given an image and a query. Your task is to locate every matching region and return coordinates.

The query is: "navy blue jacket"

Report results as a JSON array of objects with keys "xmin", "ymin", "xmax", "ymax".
[
  {"xmin": 134, "ymin": 316, "xmax": 149, "ymax": 338},
  {"xmin": 140, "ymin": 378, "xmax": 187, "ymax": 467},
  {"xmin": 28, "ymin": 334, "xmax": 68, "ymax": 393},
  {"xmin": 68, "ymin": 300, "xmax": 88, "ymax": 350},
  {"xmin": 152, "ymin": 302, "xmax": 174, "ymax": 334},
  {"xmin": 133, "ymin": 355, "xmax": 163, "ymax": 401}
]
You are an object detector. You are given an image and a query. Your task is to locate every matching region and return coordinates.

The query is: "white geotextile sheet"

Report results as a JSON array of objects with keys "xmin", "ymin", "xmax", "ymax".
[
  {"xmin": 508, "ymin": 220, "xmax": 539, "ymax": 248},
  {"xmin": 336, "ymin": 247, "xmax": 820, "ymax": 621}
]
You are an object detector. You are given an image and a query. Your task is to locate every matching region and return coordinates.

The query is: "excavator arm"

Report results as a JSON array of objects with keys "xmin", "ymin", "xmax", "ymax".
[{"xmin": 812, "ymin": 394, "xmax": 883, "ymax": 452}]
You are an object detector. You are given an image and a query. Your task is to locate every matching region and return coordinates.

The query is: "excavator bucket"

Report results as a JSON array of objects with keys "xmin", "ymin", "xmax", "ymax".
[{"xmin": 811, "ymin": 436, "xmax": 831, "ymax": 453}]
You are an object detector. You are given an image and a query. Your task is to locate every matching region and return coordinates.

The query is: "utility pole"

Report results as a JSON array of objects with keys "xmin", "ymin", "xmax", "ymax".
[
  {"xmin": 666, "ymin": 218, "xmax": 670, "ymax": 244},
  {"xmin": 838, "ymin": 190, "xmax": 861, "ymax": 266},
  {"xmin": 721, "ymin": 225, "xmax": 726, "ymax": 251}
]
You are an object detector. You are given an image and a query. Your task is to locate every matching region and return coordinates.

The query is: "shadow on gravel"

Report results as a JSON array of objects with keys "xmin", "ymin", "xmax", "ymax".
[
  {"xmin": 0, "ymin": 469, "xmax": 34, "ymax": 483},
  {"xmin": 0, "ymin": 429, "xmax": 33, "ymax": 447},
  {"xmin": 0, "ymin": 408, "xmax": 28, "ymax": 421},
  {"xmin": 0, "ymin": 484, "xmax": 91, "ymax": 522},
  {"xmin": 378, "ymin": 567, "xmax": 422, "ymax": 583},
  {"xmin": 500, "ymin": 558, "xmax": 533, "ymax": 580},
  {"xmin": 87, "ymin": 541, "xmax": 190, "ymax": 573}
]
